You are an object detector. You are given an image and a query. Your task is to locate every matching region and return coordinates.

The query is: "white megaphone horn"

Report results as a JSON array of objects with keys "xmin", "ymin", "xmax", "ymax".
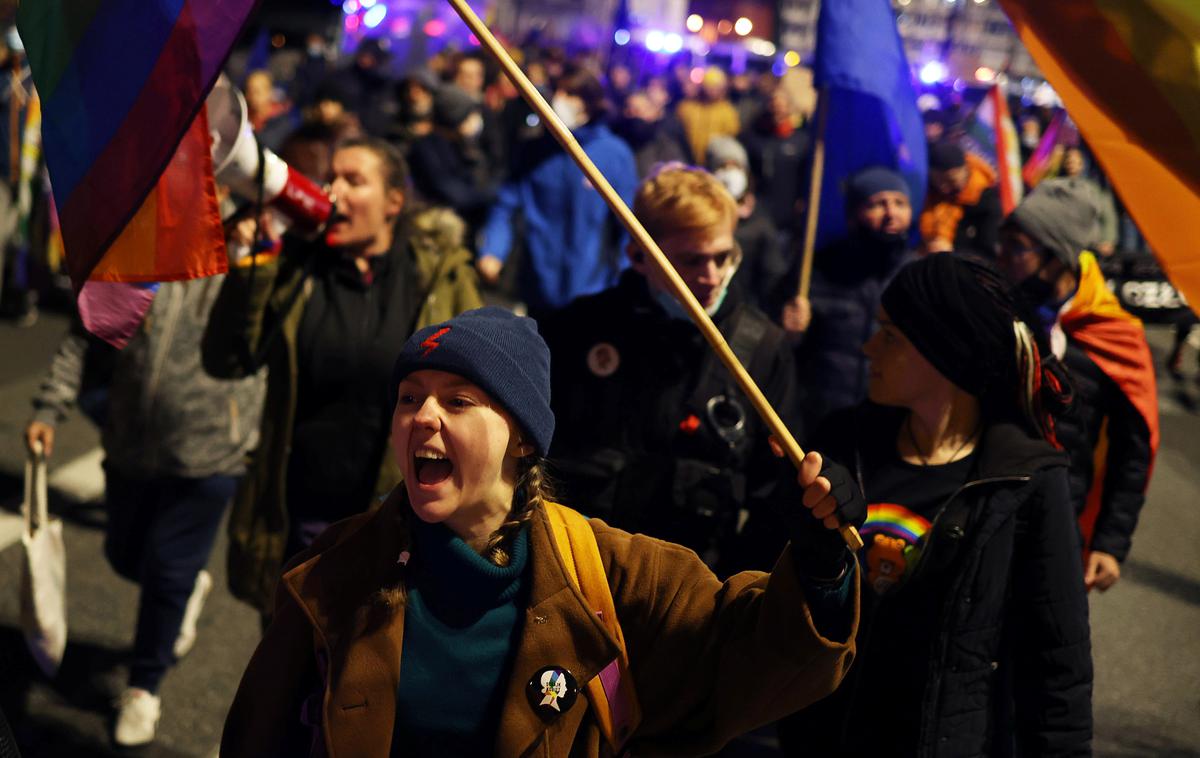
[{"xmin": 206, "ymin": 74, "xmax": 334, "ymax": 234}]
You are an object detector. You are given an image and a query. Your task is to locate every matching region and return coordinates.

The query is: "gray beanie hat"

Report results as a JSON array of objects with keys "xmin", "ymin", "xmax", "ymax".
[
  {"xmin": 1006, "ymin": 178, "xmax": 1100, "ymax": 273},
  {"xmin": 433, "ymin": 84, "xmax": 480, "ymax": 129},
  {"xmin": 705, "ymin": 136, "xmax": 749, "ymax": 171}
]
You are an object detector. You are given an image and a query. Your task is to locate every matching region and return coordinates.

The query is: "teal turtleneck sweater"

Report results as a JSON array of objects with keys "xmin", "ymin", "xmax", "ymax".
[{"xmin": 391, "ymin": 518, "xmax": 530, "ymax": 757}]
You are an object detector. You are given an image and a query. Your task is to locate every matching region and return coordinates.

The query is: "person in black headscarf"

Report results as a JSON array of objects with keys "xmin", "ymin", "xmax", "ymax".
[
  {"xmin": 408, "ymin": 84, "xmax": 497, "ymax": 239},
  {"xmin": 776, "ymin": 167, "xmax": 916, "ymax": 432},
  {"xmin": 610, "ymin": 89, "xmax": 690, "ymax": 179},
  {"xmin": 777, "ymin": 253, "xmax": 1093, "ymax": 758},
  {"xmin": 312, "ymin": 38, "xmax": 398, "ymax": 138}
]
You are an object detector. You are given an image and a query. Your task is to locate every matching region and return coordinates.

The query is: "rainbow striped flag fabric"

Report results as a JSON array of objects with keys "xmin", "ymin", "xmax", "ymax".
[
  {"xmin": 1020, "ymin": 110, "xmax": 1078, "ymax": 190},
  {"xmin": 963, "ymin": 85, "xmax": 1023, "ymax": 216},
  {"xmin": 999, "ymin": 0, "xmax": 1200, "ymax": 313},
  {"xmin": 16, "ymin": 0, "xmax": 258, "ymax": 345}
]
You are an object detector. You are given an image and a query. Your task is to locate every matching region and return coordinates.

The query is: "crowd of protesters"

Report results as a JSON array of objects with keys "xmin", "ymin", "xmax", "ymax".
[{"xmin": 3, "ymin": 28, "xmax": 1176, "ymax": 756}]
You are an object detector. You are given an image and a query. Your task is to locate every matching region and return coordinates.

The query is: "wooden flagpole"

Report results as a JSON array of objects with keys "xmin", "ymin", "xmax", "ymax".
[
  {"xmin": 447, "ymin": 0, "xmax": 862, "ymax": 552},
  {"xmin": 797, "ymin": 87, "xmax": 829, "ymax": 300}
]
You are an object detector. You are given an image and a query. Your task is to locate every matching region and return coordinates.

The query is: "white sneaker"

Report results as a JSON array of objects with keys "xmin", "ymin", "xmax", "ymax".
[
  {"xmin": 114, "ymin": 687, "xmax": 161, "ymax": 747},
  {"xmin": 173, "ymin": 569, "xmax": 213, "ymax": 659}
]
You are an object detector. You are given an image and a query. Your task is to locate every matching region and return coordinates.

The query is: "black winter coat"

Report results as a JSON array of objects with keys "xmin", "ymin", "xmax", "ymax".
[
  {"xmin": 733, "ymin": 203, "xmax": 787, "ymax": 314},
  {"xmin": 954, "ymin": 185, "xmax": 1003, "ymax": 259},
  {"xmin": 539, "ymin": 271, "xmax": 802, "ymax": 573},
  {"xmin": 316, "ymin": 65, "xmax": 397, "ymax": 139},
  {"xmin": 610, "ymin": 116, "xmax": 690, "ymax": 179},
  {"xmin": 781, "ymin": 232, "xmax": 912, "ymax": 431},
  {"xmin": 1055, "ymin": 343, "xmax": 1153, "ymax": 561},
  {"xmin": 781, "ymin": 405, "xmax": 1093, "ymax": 758},
  {"xmin": 407, "ymin": 132, "xmax": 496, "ymax": 235},
  {"xmin": 741, "ymin": 122, "xmax": 811, "ymax": 234}
]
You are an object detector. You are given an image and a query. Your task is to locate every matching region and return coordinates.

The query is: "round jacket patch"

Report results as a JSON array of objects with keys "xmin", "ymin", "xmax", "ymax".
[
  {"xmin": 586, "ymin": 342, "xmax": 620, "ymax": 377},
  {"xmin": 527, "ymin": 666, "xmax": 579, "ymax": 717}
]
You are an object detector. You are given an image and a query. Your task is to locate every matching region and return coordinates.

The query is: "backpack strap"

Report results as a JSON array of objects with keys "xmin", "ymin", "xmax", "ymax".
[
  {"xmin": 687, "ymin": 304, "xmax": 769, "ymax": 416},
  {"xmin": 544, "ymin": 502, "xmax": 642, "ymax": 752}
]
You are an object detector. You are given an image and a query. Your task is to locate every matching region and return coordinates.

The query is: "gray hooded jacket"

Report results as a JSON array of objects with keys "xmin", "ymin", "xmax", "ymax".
[{"xmin": 32, "ymin": 276, "xmax": 265, "ymax": 479}]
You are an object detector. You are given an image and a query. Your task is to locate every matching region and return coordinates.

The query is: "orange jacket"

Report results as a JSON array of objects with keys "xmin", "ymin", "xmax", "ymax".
[{"xmin": 919, "ymin": 153, "xmax": 998, "ymax": 250}]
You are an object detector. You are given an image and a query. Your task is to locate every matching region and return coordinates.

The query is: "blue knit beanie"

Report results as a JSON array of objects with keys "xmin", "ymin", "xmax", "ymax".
[
  {"xmin": 391, "ymin": 307, "xmax": 554, "ymax": 456},
  {"xmin": 845, "ymin": 166, "xmax": 910, "ymax": 210}
]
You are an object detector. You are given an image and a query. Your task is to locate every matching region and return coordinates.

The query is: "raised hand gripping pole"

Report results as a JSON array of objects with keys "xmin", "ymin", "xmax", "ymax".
[{"xmin": 448, "ymin": 0, "xmax": 863, "ymax": 552}]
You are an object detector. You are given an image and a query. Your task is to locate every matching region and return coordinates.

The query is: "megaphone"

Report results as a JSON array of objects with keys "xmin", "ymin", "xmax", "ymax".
[{"xmin": 206, "ymin": 75, "xmax": 334, "ymax": 234}]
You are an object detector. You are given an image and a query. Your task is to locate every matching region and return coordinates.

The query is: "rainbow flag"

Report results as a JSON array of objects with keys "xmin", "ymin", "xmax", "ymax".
[
  {"xmin": 999, "ymin": 0, "xmax": 1200, "ymax": 314},
  {"xmin": 16, "ymin": 0, "xmax": 259, "ymax": 346},
  {"xmin": 1021, "ymin": 110, "xmax": 1079, "ymax": 189},
  {"xmin": 964, "ymin": 85, "xmax": 1023, "ymax": 215},
  {"xmin": 14, "ymin": 90, "xmax": 42, "ymax": 251},
  {"xmin": 1060, "ymin": 253, "xmax": 1159, "ymax": 550}
]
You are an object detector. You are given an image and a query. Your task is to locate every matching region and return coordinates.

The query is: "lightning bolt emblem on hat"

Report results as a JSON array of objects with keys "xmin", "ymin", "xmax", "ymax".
[{"xmin": 420, "ymin": 327, "xmax": 451, "ymax": 357}]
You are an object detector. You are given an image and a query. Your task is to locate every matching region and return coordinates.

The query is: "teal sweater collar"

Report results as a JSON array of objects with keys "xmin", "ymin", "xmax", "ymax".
[{"xmin": 409, "ymin": 518, "xmax": 528, "ymax": 620}]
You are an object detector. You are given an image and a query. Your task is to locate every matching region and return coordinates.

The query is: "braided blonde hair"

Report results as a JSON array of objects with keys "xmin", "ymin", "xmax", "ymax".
[
  {"xmin": 371, "ymin": 457, "xmax": 553, "ymax": 615},
  {"xmin": 485, "ymin": 457, "xmax": 553, "ymax": 567}
]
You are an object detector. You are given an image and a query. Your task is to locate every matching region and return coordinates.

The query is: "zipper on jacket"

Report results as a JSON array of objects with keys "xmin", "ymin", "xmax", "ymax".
[
  {"xmin": 849, "ymin": 435, "xmax": 1035, "ymax": 755},
  {"xmin": 142, "ymin": 284, "xmax": 186, "ymax": 472},
  {"xmin": 838, "ymin": 448, "xmax": 1027, "ymax": 751},
  {"xmin": 908, "ymin": 475, "xmax": 1030, "ymax": 588},
  {"xmin": 918, "ymin": 475, "xmax": 1032, "ymax": 756}
]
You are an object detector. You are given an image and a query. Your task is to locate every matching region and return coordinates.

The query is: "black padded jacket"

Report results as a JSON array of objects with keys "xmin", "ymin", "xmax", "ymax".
[{"xmin": 781, "ymin": 405, "xmax": 1093, "ymax": 758}]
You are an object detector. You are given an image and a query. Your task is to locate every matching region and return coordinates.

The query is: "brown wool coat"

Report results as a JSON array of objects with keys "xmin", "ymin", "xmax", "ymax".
[{"xmin": 221, "ymin": 489, "xmax": 859, "ymax": 757}]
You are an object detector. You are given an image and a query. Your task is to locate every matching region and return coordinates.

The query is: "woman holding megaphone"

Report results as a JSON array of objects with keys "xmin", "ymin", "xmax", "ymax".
[{"xmin": 203, "ymin": 134, "xmax": 482, "ymax": 619}]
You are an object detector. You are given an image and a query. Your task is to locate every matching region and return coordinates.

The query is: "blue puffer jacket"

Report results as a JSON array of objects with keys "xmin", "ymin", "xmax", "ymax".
[
  {"xmin": 479, "ymin": 122, "xmax": 638, "ymax": 311},
  {"xmin": 787, "ymin": 232, "xmax": 912, "ymax": 430}
]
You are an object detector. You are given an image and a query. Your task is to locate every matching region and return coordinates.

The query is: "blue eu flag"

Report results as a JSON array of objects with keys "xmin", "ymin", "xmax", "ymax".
[{"xmin": 811, "ymin": 0, "xmax": 927, "ymax": 249}]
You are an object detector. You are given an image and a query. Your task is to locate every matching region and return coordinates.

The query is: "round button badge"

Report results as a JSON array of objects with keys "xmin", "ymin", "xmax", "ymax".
[
  {"xmin": 586, "ymin": 342, "xmax": 620, "ymax": 378},
  {"xmin": 526, "ymin": 666, "xmax": 579, "ymax": 717}
]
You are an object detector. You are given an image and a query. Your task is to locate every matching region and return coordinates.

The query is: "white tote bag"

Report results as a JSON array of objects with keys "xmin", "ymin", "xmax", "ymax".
[{"xmin": 19, "ymin": 442, "xmax": 67, "ymax": 677}]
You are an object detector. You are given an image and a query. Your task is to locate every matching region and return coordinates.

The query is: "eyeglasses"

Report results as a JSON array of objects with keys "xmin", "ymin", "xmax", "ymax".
[{"xmin": 672, "ymin": 242, "xmax": 743, "ymax": 270}]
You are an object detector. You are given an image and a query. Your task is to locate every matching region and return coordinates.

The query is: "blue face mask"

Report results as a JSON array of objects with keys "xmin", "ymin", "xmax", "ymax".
[{"xmin": 653, "ymin": 279, "xmax": 732, "ymax": 320}]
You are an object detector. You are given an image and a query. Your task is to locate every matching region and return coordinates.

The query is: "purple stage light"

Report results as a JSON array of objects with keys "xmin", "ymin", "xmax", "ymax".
[
  {"xmin": 919, "ymin": 60, "xmax": 948, "ymax": 84},
  {"xmin": 363, "ymin": 4, "xmax": 386, "ymax": 28}
]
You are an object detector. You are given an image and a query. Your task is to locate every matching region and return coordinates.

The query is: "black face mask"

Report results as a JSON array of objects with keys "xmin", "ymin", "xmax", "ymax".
[
  {"xmin": 858, "ymin": 225, "xmax": 908, "ymax": 248},
  {"xmin": 614, "ymin": 117, "xmax": 657, "ymax": 148},
  {"xmin": 850, "ymin": 226, "xmax": 909, "ymax": 270},
  {"xmin": 1017, "ymin": 271, "xmax": 1057, "ymax": 306}
]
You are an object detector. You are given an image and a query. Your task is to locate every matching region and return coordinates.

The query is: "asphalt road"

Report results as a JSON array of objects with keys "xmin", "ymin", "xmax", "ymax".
[{"xmin": 0, "ymin": 310, "xmax": 1196, "ymax": 757}]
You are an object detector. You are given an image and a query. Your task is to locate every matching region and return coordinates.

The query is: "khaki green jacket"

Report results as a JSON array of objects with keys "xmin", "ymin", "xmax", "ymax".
[
  {"xmin": 221, "ymin": 490, "xmax": 860, "ymax": 757},
  {"xmin": 203, "ymin": 209, "xmax": 482, "ymax": 611}
]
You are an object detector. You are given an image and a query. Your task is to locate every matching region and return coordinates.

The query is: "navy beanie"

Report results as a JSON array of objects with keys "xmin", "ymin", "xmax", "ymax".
[
  {"xmin": 391, "ymin": 307, "xmax": 554, "ymax": 456},
  {"xmin": 846, "ymin": 166, "xmax": 910, "ymax": 210},
  {"xmin": 928, "ymin": 141, "xmax": 967, "ymax": 171}
]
